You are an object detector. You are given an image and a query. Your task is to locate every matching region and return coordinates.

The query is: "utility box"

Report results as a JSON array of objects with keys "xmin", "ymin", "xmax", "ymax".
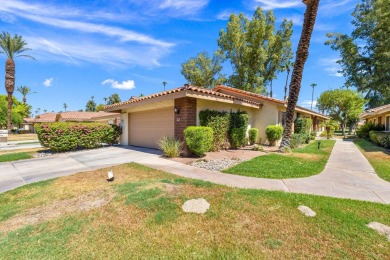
[{"xmin": 0, "ymin": 130, "xmax": 8, "ymax": 145}]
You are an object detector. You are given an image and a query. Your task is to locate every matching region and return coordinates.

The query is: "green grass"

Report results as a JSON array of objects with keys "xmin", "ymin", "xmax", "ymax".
[
  {"xmin": 354, "ymin": 139, "xmax": 390, "ymax": 182},
  {"xmin": 224, "ymin": 140, "xmax": 336, "ymax": 179},
  {"xmin": 0, "ymin": 152, "xmax": 33, "ymax": 162},
  {"xmin": 0, "ymin": 163, "xmax": 389, "ymax": 259}
]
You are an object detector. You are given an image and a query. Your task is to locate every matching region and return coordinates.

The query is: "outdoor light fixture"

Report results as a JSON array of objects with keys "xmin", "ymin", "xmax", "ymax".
[{"xmin": 174, "ymin": 107, "xmax": 180, "ymax": 114}]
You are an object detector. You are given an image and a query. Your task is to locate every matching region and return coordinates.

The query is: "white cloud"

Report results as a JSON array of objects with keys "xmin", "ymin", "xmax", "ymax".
[
  {"xmin": 159, "ymin": 0, "xmax": 209, "ymax": 14},
  {"xmin": 102, "ymin": 79, "xmax": 136, "ymax": 90},
  {"xmin": 216, "ymin": 10, "xmax": 234, "ymax": 20},
  {"xmin": 43, "ymin": 78, "xmax": 53, "ymax": 87},
  {"xmin": 299, "ymin": 100, "xmax": 317, "ymax": 109},
  {"xmin": 252, "ymin": 0, "xmax": 303, "ymax": 10},
  {"xmin": 318, "ymin": 58, "xmax": 343, "ymax": 77}
]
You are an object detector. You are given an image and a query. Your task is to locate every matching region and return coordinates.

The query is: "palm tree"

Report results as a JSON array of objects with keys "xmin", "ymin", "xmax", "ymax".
[
  {"xmin": 162, "ymin": 81, "xmax": 167, "ymax": 91},
  {"xmin": 43, "ymin": 109, "xmax": 47, "ymax": 113},
  {"xmin": 63, "ymin": 103, "xmax": 68, "ymax": 112},
  {"xmin": 103, "ymin": 97, "xmax": 107, "ymax": 105},
  {"xmin": 310, "ymin": 83, "xmax": 317, "ymax": 110},
  {"xmin": 0, "ymin": 32, "xmax": 34, "ymax": 131},
  {"xmin": 279, "ymin": 0, "xmax": 320, "ymax": 151},
  {"xmin": 16, "ymin": 86, "xmax": 36, "ymax": 104},
  {"xmin": 283, "ymin": 61, "xmax": 294, "ymax": 100}
]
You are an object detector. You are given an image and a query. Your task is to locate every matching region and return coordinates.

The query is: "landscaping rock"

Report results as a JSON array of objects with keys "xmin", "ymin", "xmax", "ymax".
[
  {"xmin": 367, "ymin": 222, "xmax": 390, "ymax": 241},
  {"xmin": 182, "ymin": 198, "xmax": 210, "ymax": 214},
  {"xmin": 298, "ymin": 205, "xmax": 316, "ymax": 217},
  {"xmin": 191, "ymin": 158, "xmax": 247, "ymax": 171}
]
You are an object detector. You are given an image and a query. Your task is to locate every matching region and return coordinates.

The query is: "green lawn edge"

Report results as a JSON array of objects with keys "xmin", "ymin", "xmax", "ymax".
[
  {"xmin": 354, "ymin": 139, "xmax": 390, "ymax": 182},
  {"xmin": 223, "ymin": 140, "xmax": 336, "ymax": 179},
  {"xmin": 0, "ymin": 152, "xmax": 33, "ymax": 163}
]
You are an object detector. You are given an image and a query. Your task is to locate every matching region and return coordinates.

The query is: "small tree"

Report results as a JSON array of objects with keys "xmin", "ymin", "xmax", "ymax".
[
  {"xmin": 320, "ymin": 120, "xmax": 338, "ymax": 139},
  {"xmin": 317, "ymin": 89, "xmax": 365, "ymax": 136},
  {"xmin": 86, "ymin": 96, "xmax": 96, "ymax": 112},
  {"xmin": 181, "ymin": 50, "xmax": 226, "ymax": 88},
  {"xmin": 107, "ymin": 94, "xmax": 121, "ymax": 105}
]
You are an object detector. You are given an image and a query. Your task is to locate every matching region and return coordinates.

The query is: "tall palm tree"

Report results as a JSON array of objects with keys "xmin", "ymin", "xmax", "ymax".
[
  {"xmin": 162, "ymin": 81, "xmax": 167, "ymax": 91},
  {"xmin": 310, "ymin": 83, "xmax": 317, "ymax": 110},
  {"xmin": 16, "ymin": 85, "xmax": 36, "ymax": 104},
  {"xmin": 283, "ymin": 61, "xmax": 294, "ymax": 100},
  {"xmin": 279, "ymin": 0, "xmax": 320, "ymax": 151},
  {"xmin": 0, "ymin": 32, "xmax": 34, "ymax": 131},
  {"xmin": 103, "ymin": 97, "xmax": 107, "ymax": 105},
  {"xmin": 63, "ymin": 103, "xmax": 68, "ymax": 112}
]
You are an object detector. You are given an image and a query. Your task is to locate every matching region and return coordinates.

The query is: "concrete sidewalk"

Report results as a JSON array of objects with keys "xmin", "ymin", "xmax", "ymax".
[
  {"xmin": 0, "ymin": 140, "xmax": 42, "ymax": 151},
  {"xmin": 1, "ymin": 140, "xmax": 389, "ymax": 203}
]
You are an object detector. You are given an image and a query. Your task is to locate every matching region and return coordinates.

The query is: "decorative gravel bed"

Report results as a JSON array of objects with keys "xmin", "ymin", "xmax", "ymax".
[{"xmin": 191, "ymin": 158, "xmax": 248, "ymax": 171}]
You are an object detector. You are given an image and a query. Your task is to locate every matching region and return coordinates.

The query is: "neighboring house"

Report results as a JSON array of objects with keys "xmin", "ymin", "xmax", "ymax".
[
  {"xmin": 104, "ymin": 84, "xmax": 328, "ymax": 149},
  {"xmin": 22, "ymin": 111, "xmax": 119, "ymax": 133},
  {"xmin": 360, "ymin": 104, "xmax": 390, "ymax": 131}
]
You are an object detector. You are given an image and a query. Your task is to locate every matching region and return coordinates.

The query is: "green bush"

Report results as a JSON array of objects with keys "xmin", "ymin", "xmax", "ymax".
[
  {"xmin": 229, "ymin": 111, "xmax": 248, "ymax": 147},
  {"xmin": 294, "ymin": 117, "xmax": 312, "ymax": 134},
  {"xmin": 310, "ymin": 131, "xmax": 316, "ymax": 140},
  {"xmin": 265, "ymin": 125, "xmax": 283, "ymax": 146},
  {"xmin": 248, "ymin": 128, "xmax": 259, "ymax": 145},
  {"xmin": 35, "ymin": 122, "xmax": 120, "ymax": 152},
  {"xmin": 290, "ymin": 134, "xmax": 302, "ymax": 149},
  {"xmin": 158, "ymin": 136, "xmax": 182, "ymax": 158},
  {"xmin": 369, "ymin": 131, "xmax": 390, "ymax": 148},
  {"xmin": 230, "ymin": 128, "xmax": 245, "ymax": 149},
  {"xmin": 357, "ymin": 122, "xmax": 385, "ymax": 139},
  {"xmin": 184, "ymin": 126, "xmax": 213, "ymax": 156},
  {"xmin": 199, "ymin": 110, "xmax": 230, "ymax": 151}
]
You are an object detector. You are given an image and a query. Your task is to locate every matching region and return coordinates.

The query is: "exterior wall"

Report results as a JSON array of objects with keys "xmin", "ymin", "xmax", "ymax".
[
  {"xmin": 366, "ymin": 112, "xmax": 390, "ymax": 131},
  {"xmin": 174, "ymin": 97, "xmax": 197, "ymax": 155},
  {"xmin": 120, "ymin": 113, "xmax": 129, "ymax": 145},
  {"xmin": 252, "ymin": 101, "xmax": 279, "ymax": 144}
]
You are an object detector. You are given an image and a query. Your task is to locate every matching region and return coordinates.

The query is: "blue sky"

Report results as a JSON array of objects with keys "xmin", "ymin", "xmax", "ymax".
[{"xmin": 0, "ymin": 0, "xmax": 358, "ymax": 115}]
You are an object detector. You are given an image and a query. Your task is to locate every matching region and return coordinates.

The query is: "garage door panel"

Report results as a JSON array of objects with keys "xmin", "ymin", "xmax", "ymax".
[{"xmin": 129, "ymin": 108, "xmax": 174, "ymax": 149}]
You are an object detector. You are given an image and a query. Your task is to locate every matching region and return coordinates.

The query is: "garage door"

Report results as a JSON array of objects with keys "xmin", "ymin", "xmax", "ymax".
[{"xmin": 129, "ymin": 107, "xmax": 174, "ymax": 149}]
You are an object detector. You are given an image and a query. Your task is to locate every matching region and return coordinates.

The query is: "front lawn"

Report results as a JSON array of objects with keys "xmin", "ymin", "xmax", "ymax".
[
  {"xmin": 224, "ymin": 140, "xmax": 335, "ymax": 179},
  {"xmin": 0, "ymin": 163, "xmax": 388, "ymax": 259},
  {"xmin": 354, "ymin": 139, "xmax": 390, "ymax": 182}
]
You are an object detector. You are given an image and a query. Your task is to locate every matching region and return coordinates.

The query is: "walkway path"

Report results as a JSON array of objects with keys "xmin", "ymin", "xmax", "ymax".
[{"xmin": 0, "ymin": 140, "xmax": 389, "ymax": 203}]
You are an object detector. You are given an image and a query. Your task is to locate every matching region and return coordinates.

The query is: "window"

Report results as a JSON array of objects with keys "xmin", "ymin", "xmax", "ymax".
[{"xmin": 386, "ymin": 116, "xmax": 390, "ymax": 131}]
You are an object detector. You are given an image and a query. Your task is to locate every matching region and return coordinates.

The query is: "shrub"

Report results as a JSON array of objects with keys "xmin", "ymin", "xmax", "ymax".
[
  {"xmin": 290, "ymin": 133, "xmax": 303, "ymax": 149},
  {"xmin": 356, "ymin": 122, "xmax": 385, "ymax": 139},
  {"xmin": 252, "ymin": 144, "xmax": 263, "ymax": 151},
  {"xmin": 35, "ymin": 122, "xmax": 119, "ymax": 152},
  {"xmin": 199, "ymin": 110, "xmax": 230, "ymax": 151},
  {"xmin": 229, "ymin": 111, "xmax": 248, "ymax": 147},
  {"xmin": 294, "ymin": 117, "xmax": 312, "ymax": 134},
  {"xmin": 310, "ymin": 131, "xmax": 316, "ymax": 140},
  {"xmin": 184, "ymin": 126, "xmax": 213, "ymax": 156},
  {"xmin": 265, "ymin": 125, "xmax": 283, "ymax": 146},
  {"xmin": 248, "ymin": 128, "xmax": 259, "ymax": 145},
  {"xmin": 369, "ymin": 131, "xmax": 390, "ymax": 148},
  {"xmin": 158, "ymin": 136, "xmax": 182, "ymax": 158},
  {"xmin": 230, "ymin": 128, "xmax": 245, "ymax": 149}
]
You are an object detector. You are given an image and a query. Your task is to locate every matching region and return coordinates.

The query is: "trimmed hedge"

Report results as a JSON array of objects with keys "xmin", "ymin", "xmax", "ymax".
[
  {"xmin": 248, "ymin": 128, "xmax": 259, "ymax": 145},
  {"xmin": 369, "ymin": 131, "xmax": 390, "ymax": 148},
  {"xmin": 265, "ymin": 125, "xmax": 283, "ymax": 146},
  {"xmin": 35, "ymin": 122, "xmax": 121, "ymax": 152},
  {"xmin": 199, "ymin": 110, "xmax": 248, "ymax": 150},
  {"xmin": 199, "ymin": 110, "xmax": 230, "ymax": 151},
  {"xmin": 294, "ymin": 117, "xmax": 312, "ymax": 134},
  {"xmin": 290, "ymin": 133, "xmax": 311, "ymax": 149},
  {"xmin": 356, "ymin": 122, "xmax": 385, "ymax": 139},
  {"xmin": 184, "ymin": 126, "xmax": 213, "ymax": 156}
]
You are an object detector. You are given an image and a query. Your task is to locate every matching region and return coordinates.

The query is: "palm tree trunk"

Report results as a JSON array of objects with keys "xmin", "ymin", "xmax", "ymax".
[
  {"xmin": 270, "ymin": 79, "xmax": 273, "ymax": 97},
  {"xmin": 311, "ymin": 86, "xmax": 314, "ymax": 110},
  {"xmin": 279, "ymin": 0, "xmax": 320, "ymax": 150},
  {"xmin": 5, "ymin": 58, "xmax": 15, "ymax": 131},
  {"xmin": 284, "ymin": 69, "xmax": 290, "ymax": 101}
]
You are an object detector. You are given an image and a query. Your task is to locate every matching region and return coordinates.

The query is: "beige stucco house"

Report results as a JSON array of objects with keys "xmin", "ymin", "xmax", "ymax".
[
  {"xmin": 104, "ymin": 84, "xmax": 328, "ymax": 149},
  {"xmin": 360, "ymin": 104, "xmax": 390, "ymax": 131}
]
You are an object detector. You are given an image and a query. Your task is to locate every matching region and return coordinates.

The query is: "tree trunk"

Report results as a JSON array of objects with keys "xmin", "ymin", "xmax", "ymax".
[
  {"xmin": 311, "ymin": 86, "xmax": 314, "ymax": 110},
  {"xmin": 270, "ymin": 79, "xmax": 273, "ymax": 98},
  {"xmin": 23, "ymin": 96, "xmax": 26, "ymax": 104},
  {"xmin": 279, "ymin": 0, "xmax": 320, "ymax": 151},
  {"xmin": 341, "ymin": 122, "xmax": 345, "ymax": 137},
  {"xmin": 5, "ymin": 58, "xmax": 15, "ymax": 132},
  {"xmin": 284, "ymin": 69, "xmax": 290, "ymax": 100},
  {"xmin": 348, "ymin": 122, "xmax": 354, "ymax": 134}
]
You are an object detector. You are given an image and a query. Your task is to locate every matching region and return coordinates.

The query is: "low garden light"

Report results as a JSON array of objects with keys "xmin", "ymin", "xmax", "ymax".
[
  {"xmin": 318, "ymin": 141, "xmax": 321, "ymax": 150},
  {"xmin": 174, "ymin": 107, "xmax": 180, "ymax": 114}
]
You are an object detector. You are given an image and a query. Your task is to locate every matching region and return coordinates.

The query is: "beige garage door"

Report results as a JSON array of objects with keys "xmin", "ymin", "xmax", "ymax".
[{"xmin": 129, "ymin": 107, "xmax": 174, "ymax": 149}]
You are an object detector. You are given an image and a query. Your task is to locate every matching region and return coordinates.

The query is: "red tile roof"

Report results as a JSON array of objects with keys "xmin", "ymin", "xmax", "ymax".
[
  {"xmin": 60, "ymin": 111, "xmax": 118, "ymax": 121},
  {"xmin": 213, "ymin": 85, "xmax": 329, "ymax": 119},
  {"xmin": 104, "ymin": 84, "xmax": 261, "ymax": 110},
  {"xmin": 360, "ymin": 104, "xmax": 390, "ymax": 118}
]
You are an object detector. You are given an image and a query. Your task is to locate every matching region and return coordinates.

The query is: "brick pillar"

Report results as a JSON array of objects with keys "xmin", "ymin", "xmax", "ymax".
[{"xmin": 174, "ymin": 97, "xmax": 197, "ymax": 155}]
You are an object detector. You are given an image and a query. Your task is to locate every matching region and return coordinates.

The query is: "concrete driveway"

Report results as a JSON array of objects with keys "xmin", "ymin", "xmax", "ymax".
[{"xmin": 0, "ymin": 146, "xmax": 161, "ymax": 193}]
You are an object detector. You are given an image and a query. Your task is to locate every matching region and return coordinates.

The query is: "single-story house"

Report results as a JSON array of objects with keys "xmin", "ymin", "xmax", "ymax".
[
  {"xmin": 360, "ymin": 104, "xmax": 390, "ymax": 131},
  {"xmin": 22, "ymin": 111, "xmax": 119, "ymax": 133},
  {"xmin": 104, "ymin": 84, "xmax": 329, "ymax": 149}
]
